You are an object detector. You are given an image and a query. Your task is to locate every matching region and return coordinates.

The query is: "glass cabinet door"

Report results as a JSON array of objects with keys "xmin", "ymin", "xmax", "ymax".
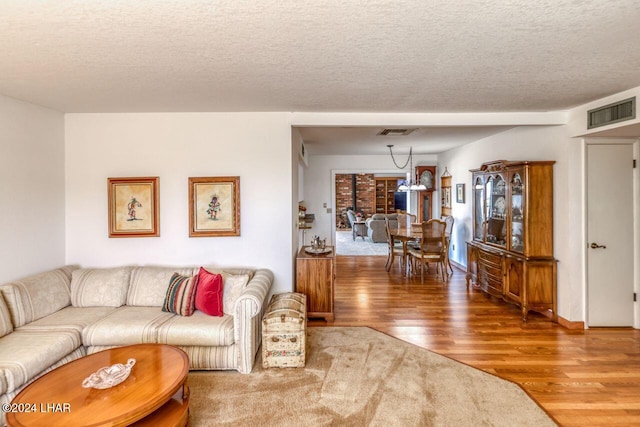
[
  {"xmin": 485, "ymin": 174, "xmax": 507, "ymax": 247},
  {"xmin": 473, "ymin": 176, "xmax": 484, "ymax": 240},
  {"xmin": 509, "ymin": 170, "xmax": 524, "ymax": 253}
]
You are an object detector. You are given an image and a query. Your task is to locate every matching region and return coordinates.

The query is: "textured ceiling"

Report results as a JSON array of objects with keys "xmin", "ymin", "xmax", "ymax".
[
  {"xmin": 297, "ymin": 126, "xmax": 516, "ymax": 155},
  {"xmin": 2, "ymin": 1, "xmax": 639, "ymax": 153}
]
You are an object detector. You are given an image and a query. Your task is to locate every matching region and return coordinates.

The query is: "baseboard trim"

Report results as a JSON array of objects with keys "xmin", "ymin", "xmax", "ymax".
[
  {"xmin": 557, "ymin": 316, "xmax": 585, "ymax": 330},
  {"xmin": 450, "ymin": 259, "xmax": 466, "ymax": 272}
]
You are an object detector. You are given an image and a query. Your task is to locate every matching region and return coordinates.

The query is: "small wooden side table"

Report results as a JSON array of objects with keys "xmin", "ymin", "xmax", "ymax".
[
  {"xmin": 352, "ymin": 220, "xmax": 367, "ymax": 241},
  {"xmin": 296, "ymin": 246, "xmax": 335, "ymax": 321}
]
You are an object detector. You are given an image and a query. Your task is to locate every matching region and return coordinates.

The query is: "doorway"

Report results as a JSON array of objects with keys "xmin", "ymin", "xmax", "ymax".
[{"xmin": 586, "ymin": 141, "xmax": 636, "ymax": 327}]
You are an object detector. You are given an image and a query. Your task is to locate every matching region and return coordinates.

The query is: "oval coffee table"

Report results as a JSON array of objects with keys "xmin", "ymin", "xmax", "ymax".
[{"xmin": 7, "ymin": 344, "xmax": 189, "ymax": 427}]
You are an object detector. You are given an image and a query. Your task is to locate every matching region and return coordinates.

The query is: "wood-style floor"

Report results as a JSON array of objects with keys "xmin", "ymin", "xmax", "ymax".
[{"xmin": 308, "ymin": 255, "xmax": 640, "ymax": 427}]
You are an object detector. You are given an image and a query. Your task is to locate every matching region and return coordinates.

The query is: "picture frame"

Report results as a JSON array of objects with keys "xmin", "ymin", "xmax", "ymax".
[
  {"xmin": 456, "ymin": 183, "xmax": 465, "ymax": 204},
  {"xmin": 189, "ymin": 176, "xmax": 240, "ymax": 237},
  {"xmin": 108, "ymin": 177, "xmax": 159, "ymax": 238}
]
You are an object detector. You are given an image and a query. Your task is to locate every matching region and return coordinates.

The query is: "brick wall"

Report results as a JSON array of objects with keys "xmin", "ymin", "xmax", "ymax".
[{"xmin": 335, "ymin": 173, "xmax": 375, "ymax": 229}]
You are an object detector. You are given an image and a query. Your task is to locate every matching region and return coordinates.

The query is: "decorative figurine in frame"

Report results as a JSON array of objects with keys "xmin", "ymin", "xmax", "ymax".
[
  {"xmin": 108, "ymin": 177, "xmax": 159, "ymax": 237},
  {"xmin": 189, "ymin": 176, "xmax": 240, "ymax": 237}
]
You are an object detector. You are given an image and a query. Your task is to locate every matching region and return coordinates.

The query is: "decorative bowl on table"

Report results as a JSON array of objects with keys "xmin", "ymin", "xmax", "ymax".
[
  {"xmin": 305, "ymin": 247, "xmax": 331, "ymax": 255},
  {"xmin": 82, "ymin": 358, "xmax": 136, "ymax": 389}
]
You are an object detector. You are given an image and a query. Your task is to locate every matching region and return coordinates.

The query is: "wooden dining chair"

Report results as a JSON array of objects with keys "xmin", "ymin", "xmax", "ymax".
[
  {"xmin": 443, "ymin": 215, "xmax": 454, "ymax": 275},
  {"xmin": 408, "ymin": 219, "xmax": 447, "ymax": 282},
  {"xmin": 384, "ymin": 217, "xmax": 404, "ymax": 272},
  {"xmin": 396, "ymin": 213, "xmax": 410, "ymax": 229}
]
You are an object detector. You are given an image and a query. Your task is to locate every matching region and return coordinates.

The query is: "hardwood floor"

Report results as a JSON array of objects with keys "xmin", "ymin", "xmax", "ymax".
[{"xmin": 308, "ymin": 255, "xmax": 640, "ymax": 427}]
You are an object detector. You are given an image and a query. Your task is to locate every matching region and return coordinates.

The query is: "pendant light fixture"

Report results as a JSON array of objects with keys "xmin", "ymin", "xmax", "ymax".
[{"xmin": 387, "ymin": 145, "xmax": 426, "ymax": 192}]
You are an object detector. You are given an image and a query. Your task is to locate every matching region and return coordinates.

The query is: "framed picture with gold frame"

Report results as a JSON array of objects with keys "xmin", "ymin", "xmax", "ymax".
[
  {"xmin": 108, "ymin": 177, "xmax": 159, "ymax": 238},
  {"xmin": 189, "ymin": 176, "xmax": 240, "ymax": 237}
]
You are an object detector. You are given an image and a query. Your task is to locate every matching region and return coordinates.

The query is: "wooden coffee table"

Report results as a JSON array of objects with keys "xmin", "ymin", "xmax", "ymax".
[{"xmin": 7, "ymin": 344, "xmax": 189, "ymax": 427}]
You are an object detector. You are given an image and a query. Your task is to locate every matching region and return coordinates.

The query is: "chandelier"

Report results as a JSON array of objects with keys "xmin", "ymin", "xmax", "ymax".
[{"xmin": 387, "ymin": 145, "xmax": 426, "ymax": 192}]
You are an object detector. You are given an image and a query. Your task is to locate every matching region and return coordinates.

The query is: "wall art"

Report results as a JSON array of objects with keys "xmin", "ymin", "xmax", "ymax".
[
  {"xmin": 189, "ymin": 176, "xmax": 240, "ymax": 237},
  {"xmin": 108, "ymin": 177, "xmax": 159, "ymax": 237},
  {"xmin": 456, "ymin": 183, "xmax": 465, "ymax": 203}
]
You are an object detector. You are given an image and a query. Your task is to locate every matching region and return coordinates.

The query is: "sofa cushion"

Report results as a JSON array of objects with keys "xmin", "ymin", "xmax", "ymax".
[
  {"xmin": 162, "ymin": 273, "xmax": 199, "ymax": 316},
  {"xmin": 222, "ymin": 273, "xmax": 250, "ymax": 315},
  {"xmin": 0, "ymin": 330, "xmax": 81, "ymax": 393},
  {"xmin": 0, "ymin": 295, "xmax": 12, "ymax": 338},
  {"xmin": 127, "ymin": 266, "xmax": 198, "ymax": 307},
  {"xmin": 17, "ymin": 306, "xmax": 117, "ymax": 335},
  {"xmin": 195, "ymin": 267, "xmax": 224, "ymax": 316},
  {"xmin": 201, "ymin": 266, "xmax": 256, "ymax": 282},
  {"xmin": 0, "ymin": 266, "xmax": 77, "ymax": 328},
  {"xmin": 0, "ymin": 367, "xmax": 7, "ymax": 395},
  {"xmin": 82, "ymin": 306, "xmax": 174, "ymax": 346},
  {"xmin": 371, "ymin": 214, "xmax": 386, "ymax": 220},
  {"xmin": 157, "ymin": 311, "xmax": 234, "ymax": 346},
  {"xmin": 71, "ymin": 267, "xmax": 132, "ymax": 307},
  {"xmin": 0, "ymin": 346, "xmax": 85, "ymax": 418}
]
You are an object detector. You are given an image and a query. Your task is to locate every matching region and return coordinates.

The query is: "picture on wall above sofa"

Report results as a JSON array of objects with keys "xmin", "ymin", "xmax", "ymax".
[
  {"xmin": 189, "ymin": 176, "xmax": 240, "ymax": 237},
  {"xmin": 107, "ymin": 177, "xmax": 160, "ymax": 238}
]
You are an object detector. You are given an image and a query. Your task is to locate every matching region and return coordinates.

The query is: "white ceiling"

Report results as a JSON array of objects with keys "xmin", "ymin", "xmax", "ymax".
[
  {"xmin": 296, "ymin": 125, "xmax": 516, "ymax": 155},
  {"xmin": 2, "ymin": 0, "xmax": 640, "ymax": 154}
]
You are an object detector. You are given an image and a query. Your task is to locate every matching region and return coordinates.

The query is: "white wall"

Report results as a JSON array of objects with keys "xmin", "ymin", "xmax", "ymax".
[
  {"xmin": 0, "ymin": 95, "xmax": 66, "ymax": 282},
  {"xmin": 304, "ymin": 154, "xmax": 437, "ymax": 246},
  {"xmin": 567, "ymin": 85, "xmax": 640, "ymax": 137},
  {"xmin": 437, "ymin": 125, "xmax": 580, "ymax": 321},
  {"xmin": 65, "ymin": 113, "xmax": 294, "ymax": 294}
]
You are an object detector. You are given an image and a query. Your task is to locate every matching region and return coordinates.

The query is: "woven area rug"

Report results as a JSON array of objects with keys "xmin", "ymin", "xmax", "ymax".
[
  {"xmin": 334, "ymin": 230, "xmax": 388, "ymax": 256},
  {"xmin": 187, "ymin": 327, "xmax": 556, "ymax": 426}
]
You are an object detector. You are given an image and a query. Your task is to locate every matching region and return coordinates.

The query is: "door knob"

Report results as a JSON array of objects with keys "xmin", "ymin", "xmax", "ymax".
[{"xmin": 590, "ymin": 242, "xmax": 607, "ymax": 249}]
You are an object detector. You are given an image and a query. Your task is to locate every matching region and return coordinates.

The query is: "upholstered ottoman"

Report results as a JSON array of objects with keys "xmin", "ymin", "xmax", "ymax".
[{"xmin": 262, "ymin": 292, "xmax": 307, "ymax": 368}]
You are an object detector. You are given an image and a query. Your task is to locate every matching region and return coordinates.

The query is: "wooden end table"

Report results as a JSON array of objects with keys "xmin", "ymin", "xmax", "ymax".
[
  {"xmin": 352, "ymin": 220, "xmax": 367, "ymax": 241},
  {"xmin": 7, "ymin": 344, "xmax": 189, "ymax": 427}
]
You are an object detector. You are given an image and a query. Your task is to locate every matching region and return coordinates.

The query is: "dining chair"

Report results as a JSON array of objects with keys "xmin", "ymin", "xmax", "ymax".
[
  {"xmin": 396, "ymin": 213, "xmax": 415, "ymax": 229},
  {"xmin": 408, "ymin": 219, "xmax": 447, "ymax": 282},
  {"xmin": 443, "ymin": 215, "xmax": 455, "ymax": 275},
  {"xmin": 396, "ymin": 213, "xmax": 407, "ymax": 228},
  {"xmin": 384, "ymin": 217, "xmax": 404, "ymax": 272}
]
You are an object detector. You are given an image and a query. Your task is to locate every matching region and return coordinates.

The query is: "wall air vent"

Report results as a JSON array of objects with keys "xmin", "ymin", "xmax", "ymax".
[
  {"xmin": 588, "ymin": 97, "xmax": 635, "ymax": 129},
  {"xmin": 377, "ymin": 128, "xmax": 416, "ymax": 136}
]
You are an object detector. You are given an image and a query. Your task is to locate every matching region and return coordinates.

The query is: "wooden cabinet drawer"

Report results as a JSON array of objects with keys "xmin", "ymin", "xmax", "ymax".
[
  {"xmin": 481, "ymin": 263, "xmax": 502, "ymax": 279},
  {"xmin": 487, "ymin": 277, "xmax": 503, "ymax": 295},
  {"xmin": 478, "ymin": 250, "xmax": 502, "ymax": 267}
]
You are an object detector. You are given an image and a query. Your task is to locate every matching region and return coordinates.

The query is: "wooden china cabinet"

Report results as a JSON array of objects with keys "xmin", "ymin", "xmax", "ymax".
[{"xmin": 466, "ymin": 160, "xmax": 557, "ymax": 322}]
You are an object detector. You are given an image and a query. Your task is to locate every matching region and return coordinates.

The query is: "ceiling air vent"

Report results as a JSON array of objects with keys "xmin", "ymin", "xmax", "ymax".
[
  {"xmin": 377, "ymin": 128, "xmax": 416, "ymax": 136},
  {"xmin": 588, "ymin": 97, "xmax": 635, "ymax": 129}
]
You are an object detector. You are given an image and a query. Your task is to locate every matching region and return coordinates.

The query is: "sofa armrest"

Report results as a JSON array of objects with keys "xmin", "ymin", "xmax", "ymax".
[{"xmin": 233, "ymin": 269, "xmax": 274, "ymax": 373}]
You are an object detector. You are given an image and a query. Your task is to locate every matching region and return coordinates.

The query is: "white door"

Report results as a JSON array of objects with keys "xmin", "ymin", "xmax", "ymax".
[{"xmin": 587, "ymin": 143, "xmax": 634, "ymax": 326}]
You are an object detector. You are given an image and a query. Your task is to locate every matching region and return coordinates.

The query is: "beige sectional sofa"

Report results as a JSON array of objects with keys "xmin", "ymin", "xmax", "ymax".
[
  {"xmin": 365, "ymin": 213, "xmax": 398, "ymax": 242},
  {"xmin": 0, "ymin": 264, "xmax": 273, "ymax": 424}
]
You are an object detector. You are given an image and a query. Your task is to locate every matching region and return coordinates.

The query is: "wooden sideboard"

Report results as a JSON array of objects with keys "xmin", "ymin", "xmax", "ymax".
[
  {"xmin": 296, "ymin": 246, "xmax": 335, "ymax": 321},
  {"xmin": 466, "ymin": 160, "xmax": 557, "ymax": 322}
]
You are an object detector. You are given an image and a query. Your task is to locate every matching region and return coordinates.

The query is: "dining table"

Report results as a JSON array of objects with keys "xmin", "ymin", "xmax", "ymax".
[{"xmin": 389, "ymin": 225, "xmax": 450, "ymax": 277}]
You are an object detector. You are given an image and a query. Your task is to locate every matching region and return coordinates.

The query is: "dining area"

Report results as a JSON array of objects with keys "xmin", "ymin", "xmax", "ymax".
[{"xmin": 384, "ymin": 214, "xmax": 454, "ymax": 282}]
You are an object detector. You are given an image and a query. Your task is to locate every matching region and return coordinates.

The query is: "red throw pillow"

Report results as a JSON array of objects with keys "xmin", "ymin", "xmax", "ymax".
[{"xmin": 195, "ymin": 267, "xmax": 224, "ymax": 316}]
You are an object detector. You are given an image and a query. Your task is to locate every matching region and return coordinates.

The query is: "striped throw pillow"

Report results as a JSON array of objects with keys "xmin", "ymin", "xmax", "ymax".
[{"xmin": 162, "ymin": 273, "xmax": 199, "ymax": 316}]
